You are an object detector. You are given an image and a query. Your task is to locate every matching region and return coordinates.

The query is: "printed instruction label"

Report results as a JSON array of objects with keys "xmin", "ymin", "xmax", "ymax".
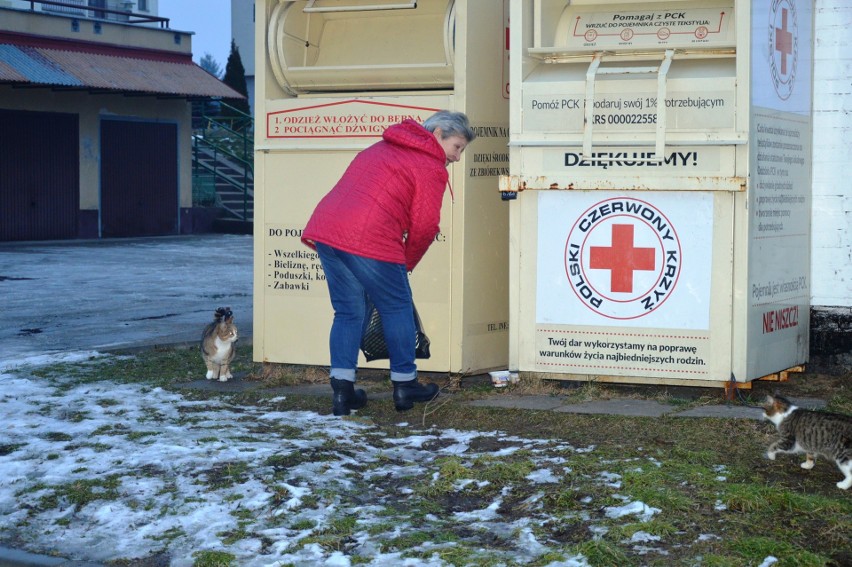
[
  {"xmin": 468, "ymin": 124, "xmax": 510, "ymax": 179},
  {"xmin": 751, "ymin": 113, "xmax": 809, "ymax": 238},
  {"xmin": 535, "ymin": 328, "xmax": 711, "ymax": 377},
  {"xmin": 748, "ymin": 111, "xmax": 810, "ymax": 351},
  {"xmin": 522, "ymin": 87, "xmax": 735, "ymax": 134},
  {"xmin": 266, "ymin": 99, "xmax": 439, "ymax": 139},
  {"xmin": 564, "ymin": 6, "xmax": 734, "ymax": 50},
  {"xmin": 264, "ymin": 225, "xmax": 325, "ymax": 294}
]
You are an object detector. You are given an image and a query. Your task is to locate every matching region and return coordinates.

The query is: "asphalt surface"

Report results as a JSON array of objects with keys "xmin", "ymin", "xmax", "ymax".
[
  {"xmin": 1, "ymin": 234, "xmax": 253, "ymax": 367},
  {"xmin": 0, "ymin": 234, "xmax": 828, "ymax": 566}
]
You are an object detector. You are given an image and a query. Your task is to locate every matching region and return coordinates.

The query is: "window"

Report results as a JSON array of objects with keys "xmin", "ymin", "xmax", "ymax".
[{"xmin": 88, "ymin": 0, "xmax": 106, "ymax": 19}]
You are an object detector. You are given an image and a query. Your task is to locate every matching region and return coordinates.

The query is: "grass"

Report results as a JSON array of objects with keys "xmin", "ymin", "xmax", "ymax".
[
  {"xmin": 11, "ymin": 346, "xmax": 852, "ymax": 566},
  {"xmin": 0, "ymin": 443, "xmax": 26, "ymax": 456},
  {"xmin": 201, "ymin": 461, "xmax": 250, "ymax": 489},
  {"xmin": 296, "ymin": 515, "xmax": 360, "ymax": 552},
  {"xmin": 37, "ymin": 475, "xmax": 122, "ymax": 511},
  {"xmin": 191, "ymin": 550, "xmax": 237, "ymax": 567},
  {"xmin": 576, "ymin": 539, "xmax": 631, "ymax": 567}
]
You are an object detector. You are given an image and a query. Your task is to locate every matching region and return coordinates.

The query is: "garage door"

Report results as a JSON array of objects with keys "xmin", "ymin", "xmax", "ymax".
[
  {"xmin": 0, "ymin": 108, "xmax": 79, "ymax": 241},
  {"xmin": 101, "ymin": 119, "xmax": 178, "ymax": 237}
]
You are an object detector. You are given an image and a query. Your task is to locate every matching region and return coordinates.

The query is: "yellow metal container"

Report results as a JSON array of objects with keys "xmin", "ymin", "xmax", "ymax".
[
  {"xmin": 504, "ymin": 0, "xmax": 813, "ymax": 387},
  {"xmin": 254, "ymin": 0, "xmax": 511, "ymax": 374}
]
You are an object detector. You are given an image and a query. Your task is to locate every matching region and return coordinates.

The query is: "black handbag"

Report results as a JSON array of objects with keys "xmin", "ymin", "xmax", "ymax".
[{"xmin": 360, "ymin": 299, "xmax": 431, "ymax": 362}]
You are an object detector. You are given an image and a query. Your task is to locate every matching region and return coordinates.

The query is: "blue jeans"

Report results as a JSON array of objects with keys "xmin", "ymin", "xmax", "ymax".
[{"xmin": 315, "ymin": 243, "xmax": 417, "ymax": 383}]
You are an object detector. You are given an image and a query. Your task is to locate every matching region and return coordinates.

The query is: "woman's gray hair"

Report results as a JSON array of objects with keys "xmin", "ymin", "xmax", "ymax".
[{"xmin": 422, "ymin": 110, "xmax": 477, "ymax": 142}]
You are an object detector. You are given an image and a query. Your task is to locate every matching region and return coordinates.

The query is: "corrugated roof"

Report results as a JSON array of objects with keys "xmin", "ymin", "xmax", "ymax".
[{"xmin": 0, "ymin": 35, "xmax": 242, "ymax": 99}]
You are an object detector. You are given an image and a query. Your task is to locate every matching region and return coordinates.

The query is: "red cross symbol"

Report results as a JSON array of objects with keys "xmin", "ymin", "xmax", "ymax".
[
  {"xmin": 775, "ymin": 8, "xmax": 793, "ymax": 76},
  {"xmin": 589, "ymin": 224, "xmax": 655, "ymax": 293}
]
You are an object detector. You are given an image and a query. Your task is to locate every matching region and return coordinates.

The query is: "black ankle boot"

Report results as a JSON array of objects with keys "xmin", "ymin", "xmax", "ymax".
[
  {"xmin": 331, "ymin": 378, "xmax": 367, "ymax": 416},
  {"xmin": 392, "ymin": 378, "xmax": 439, "ymax": 412}
]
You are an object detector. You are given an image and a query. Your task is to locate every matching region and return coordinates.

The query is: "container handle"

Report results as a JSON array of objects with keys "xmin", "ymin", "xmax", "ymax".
[
  {"xmin": 583, "ymin": 49, "xmax": 675, "ymax": 161},
  {"xmin": 582, "ymin": 52, "xmax": 603, "ymax": 159},
  {"xmin": 303, "ymin": 0, "xmax": 417, "ymax": 12},
  {"xmin": 654, "ymin": 49, "xmax": 675, "ymax": 159}
]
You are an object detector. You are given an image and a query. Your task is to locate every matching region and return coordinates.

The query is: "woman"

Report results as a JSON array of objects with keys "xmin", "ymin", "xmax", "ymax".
[{"xmin": 302, "ymin": 110, "xmax": 476, "ymax": 415}]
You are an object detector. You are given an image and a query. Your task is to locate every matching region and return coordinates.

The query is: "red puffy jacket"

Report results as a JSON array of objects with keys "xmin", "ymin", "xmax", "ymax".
[{"xmin": 301, "ymin": 119, "xmax": 449, "ymax": 271}]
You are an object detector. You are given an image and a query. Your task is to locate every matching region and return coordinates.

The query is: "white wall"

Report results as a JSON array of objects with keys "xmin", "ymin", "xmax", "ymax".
[{"xmin": 812, "ymin": 0, "xmax": 852, "ymax": 308}]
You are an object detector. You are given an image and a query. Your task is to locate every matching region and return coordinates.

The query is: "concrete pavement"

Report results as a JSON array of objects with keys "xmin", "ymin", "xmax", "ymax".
[{"xmin": 180, "ymin": 376, "xmax": 825, "ymax": 420}]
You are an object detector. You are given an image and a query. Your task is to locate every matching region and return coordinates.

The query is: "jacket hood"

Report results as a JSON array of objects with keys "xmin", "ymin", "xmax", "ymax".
[{"xmin": 382, "ymin": 119, "xmax": 446, "ymax": 164}]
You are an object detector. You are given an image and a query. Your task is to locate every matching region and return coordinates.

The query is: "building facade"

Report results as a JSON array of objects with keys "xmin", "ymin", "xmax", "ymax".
[{"xmin": 0, "ymin": 0, "xmax": 241, "ymax": 240}]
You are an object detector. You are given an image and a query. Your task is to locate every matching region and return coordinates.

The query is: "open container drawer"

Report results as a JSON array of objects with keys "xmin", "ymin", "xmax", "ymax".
[{"xmin": 267, "ymin": 0, "xmax": 456, "ymax": 93}]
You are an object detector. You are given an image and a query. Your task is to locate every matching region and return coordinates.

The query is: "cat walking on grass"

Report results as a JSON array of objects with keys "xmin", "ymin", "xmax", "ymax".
[
  {"xmin": 201, "ymin": 307, "xmax": 238, "ymax": 382},
  {"xmin": 762, "ymin": 393, "xmax": 852, "ymax": 490}
]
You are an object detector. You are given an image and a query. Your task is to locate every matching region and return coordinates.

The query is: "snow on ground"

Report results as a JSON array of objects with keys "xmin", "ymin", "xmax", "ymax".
[
  {"xmin": 0, "ymin": 353, "xmax": 778, "ymax": 567},
  {"xmin": 0, "ymin": 355, "xmax": 606, "ymax": 566}
]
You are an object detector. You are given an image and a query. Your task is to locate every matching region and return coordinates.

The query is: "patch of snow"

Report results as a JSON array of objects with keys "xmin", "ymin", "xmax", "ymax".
[
  {"xmin": 527, "ymin": 468, "xmax": 561, "ymax": 483},
  {"xmin": 630, "ymin": 531, "xmax": 661, "ymax": 543},
  {"xmin": 604, "ymin": 501, "xmax": 661, "ymax": 522}
]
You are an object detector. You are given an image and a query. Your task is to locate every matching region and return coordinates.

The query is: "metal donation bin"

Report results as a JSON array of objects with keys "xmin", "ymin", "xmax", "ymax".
[
  {"xmin": 503, "ymin": 0, "xmax": 813, "ymax": 388},
  {"xmin": 254, "ymin": 0, "xmax": 511, "ymax": 374}
]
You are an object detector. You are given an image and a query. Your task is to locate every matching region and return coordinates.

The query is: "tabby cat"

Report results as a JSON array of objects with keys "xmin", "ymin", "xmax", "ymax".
[
  {"xmin": 762, "ymin": 393, "xmax": 852, "ymax": 490},
  {"xmin": 200, "ymin": 307, "xmax": 238, "ymax": 382}
]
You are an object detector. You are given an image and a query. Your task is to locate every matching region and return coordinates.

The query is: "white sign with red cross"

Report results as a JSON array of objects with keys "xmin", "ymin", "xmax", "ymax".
[
  {"xmin": 752, "ymin": 0, "xmax": 812, "ymax": 114},
  {"xmin": 536, "ymin": 191, "xmax": 713, "ymax": 329}
]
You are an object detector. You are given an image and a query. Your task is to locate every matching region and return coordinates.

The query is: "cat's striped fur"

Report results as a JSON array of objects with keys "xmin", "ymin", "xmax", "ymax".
[
  {"xmin": 201, "ymin": 307, "xmax": 238, "ymax": 382},
  {"xmin": 763, "ymin": 394, "xmax": 852, "ymax": 490}
]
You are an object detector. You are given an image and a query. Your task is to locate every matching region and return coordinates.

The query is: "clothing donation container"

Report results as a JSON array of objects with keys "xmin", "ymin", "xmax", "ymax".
[
  {"xmin": 254, "ymin": 0, "xmax": 511, "ymax": 374},
  {"xmin": 502, "ymin": 0, "xmax": 813, "ymax": 388}
]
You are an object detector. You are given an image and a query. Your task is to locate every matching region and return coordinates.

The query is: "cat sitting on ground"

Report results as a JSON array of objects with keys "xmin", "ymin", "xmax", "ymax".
[
  {"xmin": 200, "ymin": 307, "xmax": 238, "ymax": 382},
  {"xmin": 762, "ymin": 393, "xmax": 852, "ymax": 490}
]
